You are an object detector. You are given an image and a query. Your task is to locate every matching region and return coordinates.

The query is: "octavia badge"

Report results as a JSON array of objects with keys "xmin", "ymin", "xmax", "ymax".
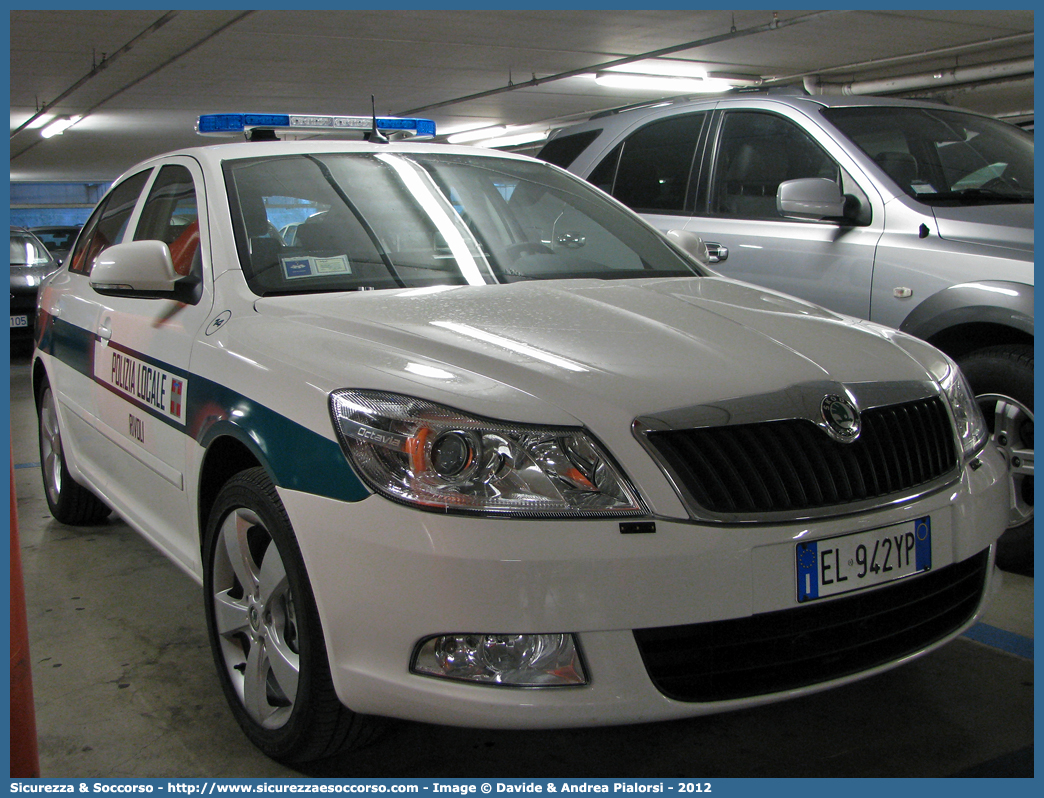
[{"xmin": 821, "ymin": 395, "xmax": 861, "ymax": 443}]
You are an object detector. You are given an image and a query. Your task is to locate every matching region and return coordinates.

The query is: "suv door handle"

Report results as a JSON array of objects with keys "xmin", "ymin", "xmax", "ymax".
[{"xmin": 704, "ymin": 243, "xmax": 729, "ymax": 263}]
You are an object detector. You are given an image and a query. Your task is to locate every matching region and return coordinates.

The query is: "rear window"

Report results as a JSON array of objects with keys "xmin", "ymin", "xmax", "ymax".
[{"xmin": 31, "ymin": 228, "xmax": 79, "ymax": 252}]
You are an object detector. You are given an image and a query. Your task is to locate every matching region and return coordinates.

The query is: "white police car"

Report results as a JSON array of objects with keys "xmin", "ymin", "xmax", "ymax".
[{"xmin": 33, "ymin": 112, "xmax": 1009, "ymax": 763}]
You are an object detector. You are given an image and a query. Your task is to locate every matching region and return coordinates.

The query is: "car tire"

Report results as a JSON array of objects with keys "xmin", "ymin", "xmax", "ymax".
[
  {"xmin": 957, "ymin": 344, "xmax": 1033, "ymax": 576},
  {"xmin": 202, "ymin": 467, "xmax": 380, "ymax": 763},
  {"xmin": 36, "ymin": 380, "xmax": 112, "ymax": 525}
]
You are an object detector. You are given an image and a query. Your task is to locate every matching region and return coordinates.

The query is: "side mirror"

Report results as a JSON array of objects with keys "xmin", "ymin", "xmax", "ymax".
[
  {"xmin": 665, "ymin": 229, "xmax": 710, "ymax": 267},
  {"xmin": 90, "ymin": 240, "xmax": 200, "ymax": 304},
  {"xmin": 776, "ymin": 178, "xmax": 845, "ymax": 221}
]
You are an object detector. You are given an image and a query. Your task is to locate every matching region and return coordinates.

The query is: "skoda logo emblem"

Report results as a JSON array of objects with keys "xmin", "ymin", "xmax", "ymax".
[{"xmin": 822, "ymin": 395, "xmax": 861, "ymax": 443}]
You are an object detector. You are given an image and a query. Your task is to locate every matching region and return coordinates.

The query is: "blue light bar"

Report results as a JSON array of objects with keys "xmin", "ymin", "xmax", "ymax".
[{"xmin": 196, "ymin": 113, "xmax": 436, "ymax": 139}]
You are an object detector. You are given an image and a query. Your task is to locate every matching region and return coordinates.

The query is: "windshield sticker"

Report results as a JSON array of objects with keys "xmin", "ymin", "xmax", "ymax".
[
  {"xmin": 281, "ymin": 255, "xmax": 352, "ymax": 279},
  {"xmin": 315, "ymin": 255, "xmax": 351, "ymax": 274},
  {"xmin": 95, "ymin": 343, "xmax": 188, "ymax": 425},
  {"xmin": 910, "ymin": 181, "xmax": 937, "ymax": 194}
]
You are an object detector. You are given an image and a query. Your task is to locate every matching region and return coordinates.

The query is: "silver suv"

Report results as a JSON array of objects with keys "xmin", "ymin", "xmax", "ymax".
[{"xmin": 540, "ymin": 90, "xmax": 1033, "ymax": 572}]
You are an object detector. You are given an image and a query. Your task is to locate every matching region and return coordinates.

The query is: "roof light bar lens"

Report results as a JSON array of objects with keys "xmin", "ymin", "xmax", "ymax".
[
  {"xmin": 377, "ymin": 117, "xmax": 437, "ymax": 137},
  {"xmin": 196, "ymin": 113, "xmax": 436, "ymax": 138},
  {"xmin": 196, "ymin": 113, "xmax": 291, "ymax": 133}
]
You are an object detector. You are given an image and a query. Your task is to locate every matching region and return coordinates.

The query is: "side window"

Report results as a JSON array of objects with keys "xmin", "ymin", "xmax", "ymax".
[
  {"xmin": 537, "ymin": 129, "xmax": 602, "ymax": 169},
  {"xmin": 134, "ymin": 165, "xmax": 201, "ymax": 276},
  {"xmin": 605, "ymin": 112, "xmax": 706, "ymax": 213},
  {"xmin": 67, "ymin": 170, "xmax": 150, "ymax": 275},
  {"xmin": 711, "ymin": 112, "xmax": 840, "ymax": 220}
]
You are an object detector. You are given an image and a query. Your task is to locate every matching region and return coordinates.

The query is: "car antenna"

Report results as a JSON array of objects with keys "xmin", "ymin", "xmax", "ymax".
[{"xmin": 366, "ymin": 95, "xmax": 389, "ymax": 144}]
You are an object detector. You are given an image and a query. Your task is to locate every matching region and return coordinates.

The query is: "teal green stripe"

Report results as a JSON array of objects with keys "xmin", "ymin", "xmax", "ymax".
[
  {"xmin": 44, "ymin": 316, "xmax": 369, "ymax": 504},
  {"xmin": 41, "ymin": 313, "xmax": 94, "ymax": 377},
  {"xmin": 189, "ymin": 375, "xmax": 369, "ymax": 503}
]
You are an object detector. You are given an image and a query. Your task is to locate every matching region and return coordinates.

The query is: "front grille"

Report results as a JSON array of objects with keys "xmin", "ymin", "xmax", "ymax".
[
  {"xmin": 645, "ymin": 397, "xmax": 957, "ymax": 517},
  {"xmin": 633, "ymin": 549, "xmax": 989, "ymax": 703}
]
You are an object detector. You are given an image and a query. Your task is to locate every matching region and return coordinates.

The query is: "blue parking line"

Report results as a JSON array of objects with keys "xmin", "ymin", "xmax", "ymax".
[
  {"xmin": 963, "ymin": 622, "xmax": 1034, "ymax": 660},
  {"xmin": 14, "ymin": 461, "xmax": 40, "ymax": 469}
]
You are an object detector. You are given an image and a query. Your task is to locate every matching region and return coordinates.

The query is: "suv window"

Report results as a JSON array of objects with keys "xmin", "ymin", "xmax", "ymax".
[
  {"xmin": 710, "ymin": 111, "xmax": 839, "ymax": 220},
  {"xmin": 134, "ymin": 165, "xmax": 201, "ymax": 276},
  {"xmin": 68, "ymin": 170, "xmax": 150, "ymax": 275},
  {"xmin": 822, "ymin": 106, "xmax": 1033, "ymax": 203},
  {"xmin": 591, "ymin": 112, "xmax": 707, "ymax": 214},
  {"xmin": 537, "ymin": 129, "xmax": 602, "ymax": 169}
]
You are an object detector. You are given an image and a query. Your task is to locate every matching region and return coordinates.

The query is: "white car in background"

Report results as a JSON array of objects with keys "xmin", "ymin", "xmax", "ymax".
[{"xmin": 32, "ymin": 112, "xmax": 1009, "ymax": 763}]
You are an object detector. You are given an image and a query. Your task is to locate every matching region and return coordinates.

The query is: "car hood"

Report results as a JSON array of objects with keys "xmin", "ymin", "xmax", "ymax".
[
  {"xmin": 931, "ymin": 202, "xmax": 1034, "ymax": 255},
  {"xmin": 253, "ymin": 277, "xmax": 942, "ymax": 427},
  {"xmin": 10, "ymin": 262, "xmax": 58, "ymax": 292}
]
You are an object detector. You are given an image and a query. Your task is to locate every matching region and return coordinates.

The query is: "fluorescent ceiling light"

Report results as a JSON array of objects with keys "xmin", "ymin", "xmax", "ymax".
[
  {"xmin": 446, "ymin": 125, "xmax": 505, "ymax": 144},
  {"xmin": 593, "ymin": 60, "xmax": 761, "ymax": 89},
  {"xmin": 24, "ymin": 113, "xmax": 55, "ymax": 130},
  {"xmin": 605, "ymin": 59, "xmax": 710, "ymax": 79},
  {"xmin": 708, "ymin": 71, "xmax": 763, "ymax": 86},
  {"xmin": 475, "ymin": 130, "xmax": 548, "ymax": 149},
  {"xmin": 40, "ymin": 116, "xmax": 81, "ymax": 138},
  {"xmin": 439, "ymin": 121, "xmax": 499, "ymax": 137},
  {"xmin": 593, "ymin": 72, "xmax": 732, "ymax": 93}
]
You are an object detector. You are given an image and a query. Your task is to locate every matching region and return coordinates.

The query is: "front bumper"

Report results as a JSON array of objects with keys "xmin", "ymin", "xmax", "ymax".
[
  {"xmin": 279, "ymin": 441, "xmax": 1009, "ymax": 729},
  {"xmin": 9, "ymin": 289, "xmax": 36, "ymax": 336}
]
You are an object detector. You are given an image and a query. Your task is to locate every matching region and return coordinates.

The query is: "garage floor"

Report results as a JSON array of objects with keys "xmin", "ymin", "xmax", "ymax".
[{"xmin": 10, "ymin": 349, "xmax": 1034, "ymax": 779}]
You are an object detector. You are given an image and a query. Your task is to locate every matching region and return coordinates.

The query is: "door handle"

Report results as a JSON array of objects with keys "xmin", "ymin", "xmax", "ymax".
[
  {"xmin": 98, "ymin": 320, "xmax": 112, "ymax": 341},
  {"xmin": 704, "ymin": 243, "xmax": 729, "ymax": 263}
]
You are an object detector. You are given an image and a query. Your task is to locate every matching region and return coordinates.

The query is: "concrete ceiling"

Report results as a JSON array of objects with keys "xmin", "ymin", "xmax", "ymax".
[{"xmin": 10, "ymin": 8, "xmax": 1035, "ymax": 183}]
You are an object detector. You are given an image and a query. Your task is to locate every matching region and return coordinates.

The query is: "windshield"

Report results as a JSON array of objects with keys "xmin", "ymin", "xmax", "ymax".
[
  {"xmin": 223, "ymin": 152, "xmax": 703, "ymax": 296},
  {"xmin": 822, "ymin": 106, "xmax": 1033, "ymax": 205},
  {"xmin": 10, "ymin": 231, "xmax": 54, "ymax": 267}
]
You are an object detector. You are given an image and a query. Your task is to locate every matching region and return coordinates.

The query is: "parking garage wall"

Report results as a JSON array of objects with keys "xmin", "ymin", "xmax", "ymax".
[{"xmin": 10, "ymin": 182, "xmax": 110, "ymax": 228}]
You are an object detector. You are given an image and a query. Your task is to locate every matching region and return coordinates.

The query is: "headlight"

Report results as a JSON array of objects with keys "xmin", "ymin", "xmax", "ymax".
[
  {"xmin": 330, "ymin": 390, "xmax": 645, "ymax": 516},
  {"xmin": 939, "ymin": 359, "xmax": 989, "ymax": 459}
]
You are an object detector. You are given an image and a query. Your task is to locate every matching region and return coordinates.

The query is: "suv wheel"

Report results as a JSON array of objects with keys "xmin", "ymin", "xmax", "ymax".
[{"xmin": 958, "ymin": 344, "xmax": 1033, "ymax": 576}]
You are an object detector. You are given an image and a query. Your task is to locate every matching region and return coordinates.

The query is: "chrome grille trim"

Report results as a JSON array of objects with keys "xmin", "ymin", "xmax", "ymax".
[{"xmin": 635, "ymin": 387, "xmax": 961, "ymax": 524}]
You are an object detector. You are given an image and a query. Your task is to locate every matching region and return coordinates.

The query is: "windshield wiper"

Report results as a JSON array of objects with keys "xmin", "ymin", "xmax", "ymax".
[{"xmin": 303, "ymin": 155, "xmax": 407, "ymax": 288}]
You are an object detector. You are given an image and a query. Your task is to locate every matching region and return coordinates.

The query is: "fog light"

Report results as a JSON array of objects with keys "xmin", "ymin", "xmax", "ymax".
[{"xmin": 411, "ymin": 633, "xmax": 587, "ymax": 686}]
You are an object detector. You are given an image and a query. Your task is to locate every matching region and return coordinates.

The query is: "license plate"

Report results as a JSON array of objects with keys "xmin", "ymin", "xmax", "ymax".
[
  {"xmin": 10, "ymin": 314, "xmax": 28, "ymax": 328},
  {"xmin": 796, "ymin": 516, "xmax": 931, "ymax": 602}
]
